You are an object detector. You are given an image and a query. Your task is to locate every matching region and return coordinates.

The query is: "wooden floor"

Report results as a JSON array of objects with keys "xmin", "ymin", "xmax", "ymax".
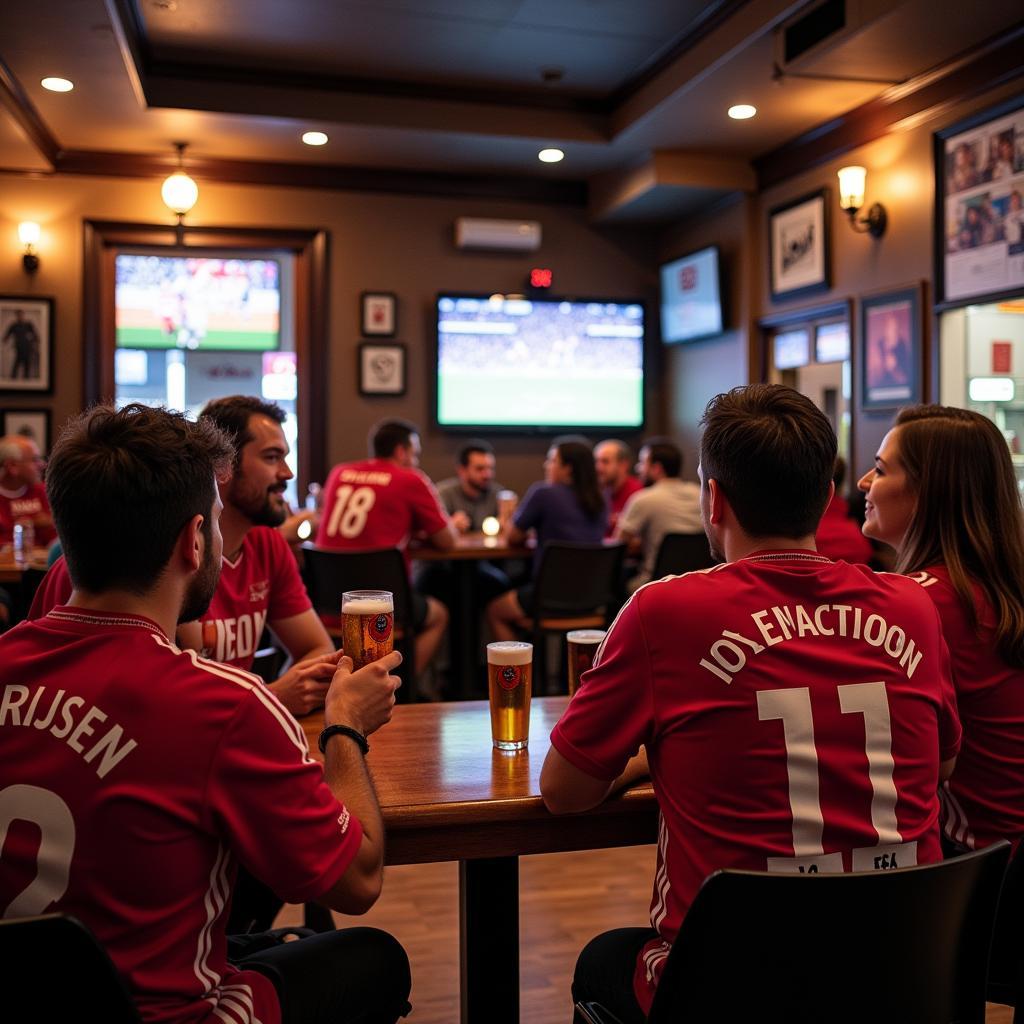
[{"xmin": 277, "ymin": 844, "xmax": 1015, "ymax": 1023}]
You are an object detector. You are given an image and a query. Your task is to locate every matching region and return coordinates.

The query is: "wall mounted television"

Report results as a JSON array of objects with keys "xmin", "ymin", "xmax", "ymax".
[
  {"xmin": 115, "ymin": 254, "xmax": 281, "ymax": 351},
  {"xmin": 659, "ymin": 246, "xmax": 724, "ymax": 343},
  {"xmin": 435, "ymin": 293, "xmax": 645, "ymax": 431}
]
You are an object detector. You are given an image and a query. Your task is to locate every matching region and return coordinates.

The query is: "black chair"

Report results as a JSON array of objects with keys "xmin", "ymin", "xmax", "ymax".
[
  {"xmin": 577, "ymin": 841, "xmax": 1010, "ymax": 1024},
  {"xmin": 300, "ymin": 544, "xmax": 416, "ymax": 697},
  {"xmin": 526, "ymin": 542, "xmax": 625, "ymax": 693},
  {"xmin": 650, "ymin": 531, "xmax": 716, "ymax": 581},
  {"xmin": 0, "ymin": 913, "xmax": 140, "ymax": 1021},
  {"xmin": 987, "ymin": 839, "xmax": 1024, "ymax": 1019}
]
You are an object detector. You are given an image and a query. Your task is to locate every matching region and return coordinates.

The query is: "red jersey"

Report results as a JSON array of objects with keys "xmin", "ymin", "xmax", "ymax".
[
  {"xmin": 910, "ymin": 565, "xmax": 1024, "ymax": 850},
  {"xmin": 606, "ymin": 476, "xmax": 643, "ymax": 538},
  {"xmin": 814, "ymin": 495, "xmax": 873, "ymax": 565},
  {"xmin": 0, "ymin": 607, "xmax": 362, "ymax": 1024},
  {"xmin": 550, "ymin": 551, "xmax": 960, "ymax": 1014},
  {"xmin": 30, "ymin": 530, "xmax": 310, "ymax": 673},
  {"xmin": 198, "ymin": 527, "xmax": 311, "ymax": 670},
  {"xmin": 0, "ymin": 481, "xmax": 56, "ymax": 546},
  {"xmin": 315, "ymin": 459, "xmax": 448, "ymax": 569}
]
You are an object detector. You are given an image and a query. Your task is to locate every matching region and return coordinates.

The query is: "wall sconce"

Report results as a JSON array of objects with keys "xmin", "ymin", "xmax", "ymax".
[
  {"xmin": 18, "ymin": 221, "xmax": 40, "ymax": 274},
  {"xmin": 161, "ymin": 142, "xmax": 199, "ymax": 234},
  {"xmin": 837, "ymin": 165, "xmax": 887, "ymax": 238}
]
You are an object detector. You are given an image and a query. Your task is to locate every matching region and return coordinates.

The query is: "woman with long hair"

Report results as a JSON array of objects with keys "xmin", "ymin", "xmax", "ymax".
[
  {"xmin": 486, "ymin": 436, "xmax": 607, "ymax": 641},
  {"xmin": 858, "ymin": 404, "xmax": 1024, "ymax": 848}
]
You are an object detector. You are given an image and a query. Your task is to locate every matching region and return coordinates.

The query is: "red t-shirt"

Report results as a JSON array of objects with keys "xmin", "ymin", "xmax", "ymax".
[
  {"xmin": 910, "ymin": 565, "xmax": 1024, "ymax": 850},
  {"xmin": 814, "ymin": 495, "xmax": 873, "ymax": 565},
  {"xmin": 606, "ymin": 476, "xmax": 643, "ymax": 538},
  {"xmin": 0, "ymin": 481, "xmax": 56, "ymax": 547},
  {"xmin": 0, "ymin": 607, "xmax": 361, "ymax": 1024},
  {"xmin": 550, "ymin": 551, "xmax": 960, "ymax": 1014},
  {"xmin": 198, "ymin": 527, "xmax": 311, "ymax": 670},
  {"xmin": 29, "ymin": 529, "xmax": 310, "ymax": 673},
  {"xmin": 315, "ymin": 459, "xmax": 448, "ymax": 569}
]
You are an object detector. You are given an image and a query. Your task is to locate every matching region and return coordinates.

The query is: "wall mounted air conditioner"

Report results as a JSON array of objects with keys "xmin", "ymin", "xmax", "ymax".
[{"xmin": 454, "ymin": 217, "xmax": 542, "ymax": 252}]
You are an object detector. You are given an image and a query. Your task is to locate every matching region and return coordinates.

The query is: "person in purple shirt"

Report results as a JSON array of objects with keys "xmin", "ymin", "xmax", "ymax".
[{"xmin": 486, "ymin": 436, "xmax": 607, "ymax": 640}]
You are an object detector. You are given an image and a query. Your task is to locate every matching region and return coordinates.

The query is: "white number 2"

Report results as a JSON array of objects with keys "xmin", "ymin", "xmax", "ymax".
[
  {"xmin": 325, "ymin": 485, "xmax": 377, "ymax": 539},
  {"xmin": 0, "ymin": 785, "xmax": 76, "ymax": 917},
  {"xmin": 757, "ymin": 681, "xmax": 900, "ymax": 858}
]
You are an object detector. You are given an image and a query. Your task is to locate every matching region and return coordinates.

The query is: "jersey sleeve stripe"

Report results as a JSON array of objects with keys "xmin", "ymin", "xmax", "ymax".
[{"xmin": 194, "ymin": 843, "xmax": 231, "ymax": 993}]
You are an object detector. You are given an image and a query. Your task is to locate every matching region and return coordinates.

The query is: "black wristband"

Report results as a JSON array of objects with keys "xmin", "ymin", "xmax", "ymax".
[{"xmin": 318, "ymin": 724, "xmax": 369, "ymax": 756}]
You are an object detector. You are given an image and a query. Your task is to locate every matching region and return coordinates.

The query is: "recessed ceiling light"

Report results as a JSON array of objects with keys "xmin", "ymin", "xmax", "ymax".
[
  {"xmin": 41, "ymin": 77, "xmax": 74, "ymax": 93},
  {"xmin": 538, "ymin": 148, "xmax": 564, "ymax": 163},
  {"xmin": 728, "ymin": 104, "xmax": 756, "ymax": 120},
  {"xmin": 302, "ymin": 131, "xmax": 329, "ymax": 146}
]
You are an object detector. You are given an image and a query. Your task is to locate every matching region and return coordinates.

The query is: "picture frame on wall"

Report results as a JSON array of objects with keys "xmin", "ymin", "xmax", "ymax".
[
  {"xmin": 0, "ymin": 296, "xmax": 54, "ymax": 393},
  {"xmin": 860, "ymin": 284, "xmax": 923, "ymax": 410},
  {"xmin": 934, "ymin": 95, "xmax": 1024, "ymax": 306},
  {"xmin": 359, "ymin": 342, "xmax": 406, "ymax": 396},
  {"xmin": 1, "ymin": 407, "xmax": 51, "ymax": 454},
  {"xmin": 769, "ymin": 190, "xmax": 831, "ymax": 303},
  {"xmin": 361, "ymin": 292, "xmax": 397, "ymax": 337}
]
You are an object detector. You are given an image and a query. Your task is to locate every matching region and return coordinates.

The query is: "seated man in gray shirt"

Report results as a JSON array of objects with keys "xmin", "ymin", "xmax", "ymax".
[
  {"xmin": 435, "ymin": 439, "xmax": 503, "ymax": 532},
  {"xmin": 615, "ymin": 437, "xmax": 702, "ymax": 592}
]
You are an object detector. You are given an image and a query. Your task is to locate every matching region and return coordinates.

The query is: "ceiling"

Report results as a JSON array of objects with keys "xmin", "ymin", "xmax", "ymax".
[{"xmin": 0, "ymin": 0, "xmax": 1022, "ymax": 222}]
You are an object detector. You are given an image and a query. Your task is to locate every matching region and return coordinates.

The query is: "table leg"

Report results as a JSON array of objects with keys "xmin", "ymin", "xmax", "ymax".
[
  {"xmin": 459, "ymin": 856, "xmax": 519, "ymax": 1024},
  {"xmin": 452, "ymin": 560, "xmax": 481, "ymax": 699}
]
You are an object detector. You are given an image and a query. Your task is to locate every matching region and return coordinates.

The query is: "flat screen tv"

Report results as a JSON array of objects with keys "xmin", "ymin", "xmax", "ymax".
[
  {"xmin": 436, "ymin": 294, "xmax": 644, "ymax": 430},
  {"xmin": 660, "ymin": 246, "xmax": 723, "ymax": 343},
  {"xmin": 115, "ymin": 254, "xmax": 281, "ymax": 351}
]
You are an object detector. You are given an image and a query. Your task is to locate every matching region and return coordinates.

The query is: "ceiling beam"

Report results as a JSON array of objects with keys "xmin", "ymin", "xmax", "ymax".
[{"xmin": 0, "ymin": 54, "xmax": 62, "ymax": 166}]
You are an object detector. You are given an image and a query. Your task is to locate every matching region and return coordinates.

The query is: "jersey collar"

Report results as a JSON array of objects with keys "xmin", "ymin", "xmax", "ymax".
[
  {"xmin": 46, "ymin": 605, "xmax": 171, "ymax": 641},
  {"xmin": 742, "ymin": 549, "xmax": 833, "ymax": 565}
]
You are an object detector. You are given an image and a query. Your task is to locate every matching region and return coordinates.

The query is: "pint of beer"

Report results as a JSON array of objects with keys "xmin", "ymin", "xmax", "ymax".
[
  {"xmin": 487, "ymin": 641, "xmax": 533, "ymax": 751},
  {"xmin": 566, "ymin": 629, "xmax": 605, "ymax": 695},
  {"xmin": 342, "ymin": 590, "xmax": 394, "ymax": 669}
]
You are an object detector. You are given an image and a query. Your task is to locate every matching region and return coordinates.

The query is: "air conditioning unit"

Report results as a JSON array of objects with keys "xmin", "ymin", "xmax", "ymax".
[
  {"xmin": 774, "ymin": 0, "xmax": 882, "ymax": 74},
  {"xmin": 454, "ymin": 217, "xmax": 541, "ymax": 252}
]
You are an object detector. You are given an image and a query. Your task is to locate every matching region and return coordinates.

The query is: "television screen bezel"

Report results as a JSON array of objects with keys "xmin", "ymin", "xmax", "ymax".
[
  {"xmin": 659, "ymin": 244, "xmax": 725, "ymax": 344},
  {"xmin": 433, "ymin": 291, "xmax": 647, "ymax": 434}
]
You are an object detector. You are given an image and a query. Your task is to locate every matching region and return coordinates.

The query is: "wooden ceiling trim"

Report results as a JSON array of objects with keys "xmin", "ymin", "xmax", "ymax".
[
  {"xmin": 754, "ymin": 21, "xmax": 1024, "ymax": 189},
  {"xmin": 0, "ymin": 54, "xmax": 61, "ymax": 167}
]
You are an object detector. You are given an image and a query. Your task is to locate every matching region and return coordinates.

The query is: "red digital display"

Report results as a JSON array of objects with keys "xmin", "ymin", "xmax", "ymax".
[{"xmin": 530, "ymin": 268, "xmax": 553, "ymax": 289}]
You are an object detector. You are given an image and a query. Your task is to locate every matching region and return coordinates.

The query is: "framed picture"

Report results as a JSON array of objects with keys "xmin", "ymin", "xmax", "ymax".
[
  {"xmin": 1, "ymin": 408, "xmax": 51, "ymax": 454},
  {"xmin": 359, "ymin": 342, "xmax": 406, "ymax": 396},
  {"xmin": 361, "ymin": 292, "xmax": 397, "ymax": 337},
  {"xmin": 860, "ymin": 285, "xmax": 923, "ymax": 410},
  {"xmin": 769, "ymin": 190, "xmax": 831, "ymax": 303},
  {"xmin": 0, "ymin": 296, "xmax": 54, "ymax": 393},
  {"xmin": 934, "ymin": 96, "xmax": 1024, "ymax": 306}
]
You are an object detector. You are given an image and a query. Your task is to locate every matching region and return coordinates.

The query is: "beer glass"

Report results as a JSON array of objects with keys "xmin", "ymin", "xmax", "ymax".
[
  {"xmin": 487, "ymin": 641, "xmax": 533, "ymax": 751},
  {"xmin": 566, "ymin": 629, "xmax": 605, "ymax": 695},
  {"xmin": 497, "ymin": 489, "xmax": 518, "ymax": 529},
  {"xmin": 342, "ymin": 590, "xmax": 394, "ymax": 669}
]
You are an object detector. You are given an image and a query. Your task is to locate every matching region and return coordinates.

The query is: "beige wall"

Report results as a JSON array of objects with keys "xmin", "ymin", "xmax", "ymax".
[{"xmin": 0, "ymin": 175, "xmax": 658, "ymax": 495}]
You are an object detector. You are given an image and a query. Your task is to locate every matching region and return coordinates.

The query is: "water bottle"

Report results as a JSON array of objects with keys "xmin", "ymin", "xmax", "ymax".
[
  {"xmin": 12, "ymin": 519, "xmax": 34, "ymax": 566},
  {"xmin": 305, "ymin": 482, "xmax": 322, "ymax": 512}
]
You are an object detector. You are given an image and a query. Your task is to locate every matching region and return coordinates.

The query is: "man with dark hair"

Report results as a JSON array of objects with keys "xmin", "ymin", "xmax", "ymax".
[
  {"xmin": 594, "ymin": 439, "xmax": 642, "ymax": 538},
  {"xmin": 615, "ymin": 436, "xmax": 701, "ymax": 591},
  {"xmin": 316, "ymin": 417, "xmax": 454, "ymax": 676},
  {"xmin": 542, "ymin": 384, "xmax": 960, "ymax": 1022},
  {"xmin": 33, "ymin": 395, "xmax": 337, "ymax": 719},
  {"xmin": 435, "ymin": 439, "xmax": 503, "ymax": 533},
  {"xmin": 0, "ymin": 403, "xmax": 411, "ymax": 1024}
]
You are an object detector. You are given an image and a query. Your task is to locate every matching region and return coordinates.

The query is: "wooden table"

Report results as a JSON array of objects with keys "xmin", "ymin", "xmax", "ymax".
[
  {"xmin": 0, "ymin": 548, "xmax": 50, "ymax": 584},
  {"xmin": 412, "ymin": 532, "xmax": 532, "ymax": 698},
  {"xmin": 302, "ymin": 697, "xmax": 657, "ymax": 1024}
]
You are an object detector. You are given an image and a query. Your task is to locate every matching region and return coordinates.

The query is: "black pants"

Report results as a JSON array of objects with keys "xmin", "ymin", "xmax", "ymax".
[
  {"xmin": 231, "ymin": 927, "xmax": 412, "ymax": 1024},
  {"xmin": 572, "ymin": 927, "xmax": 657, "ymax": 1024}
]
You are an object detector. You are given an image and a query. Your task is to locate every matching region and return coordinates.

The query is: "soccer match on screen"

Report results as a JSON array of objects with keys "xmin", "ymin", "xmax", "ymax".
[{"xmin": 115, "ymin": 254, "xmax": 281, "ymax": 351}]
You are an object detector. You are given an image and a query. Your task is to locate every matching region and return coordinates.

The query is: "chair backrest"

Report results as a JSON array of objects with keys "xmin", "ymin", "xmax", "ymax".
[
  {"xmin": 0, "ymin": 913, "xmax": 140, "ymax": 1021},
  {"xmin": 533, "ymin": 542, "xmax": 625, "ymax": 617},
  {"xmin": 987, "ymin": 838, "xmax": 1024, "ymax": 1008},
  {"xmin": 651, "ymin": 531, "xmax": 716, "ymax": 580},
  {"xmin": 301, "ymin": 544, "xmax": 414, "ymax": 628},
  {"xmin": 648, "ymin": 842, "xmax": 1011, "ymax": 1024}
]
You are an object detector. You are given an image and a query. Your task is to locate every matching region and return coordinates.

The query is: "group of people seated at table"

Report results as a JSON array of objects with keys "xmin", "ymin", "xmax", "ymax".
[{"xmin": 1, "ymin": 382, "xmax": 1023, "ymax": 1024}]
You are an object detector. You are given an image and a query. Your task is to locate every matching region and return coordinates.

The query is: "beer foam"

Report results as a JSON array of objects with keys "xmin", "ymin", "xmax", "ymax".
[
  {"xmin": 342, "ymin": 597, "xmax": 393, "ymax": 615},
  {"xmin": 487, "ymin": 641, "xmax": 533, "ymax": 666},
  {"xmin": 567, "ymin": 630, "xmax": 605, "ymax": 644}
]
